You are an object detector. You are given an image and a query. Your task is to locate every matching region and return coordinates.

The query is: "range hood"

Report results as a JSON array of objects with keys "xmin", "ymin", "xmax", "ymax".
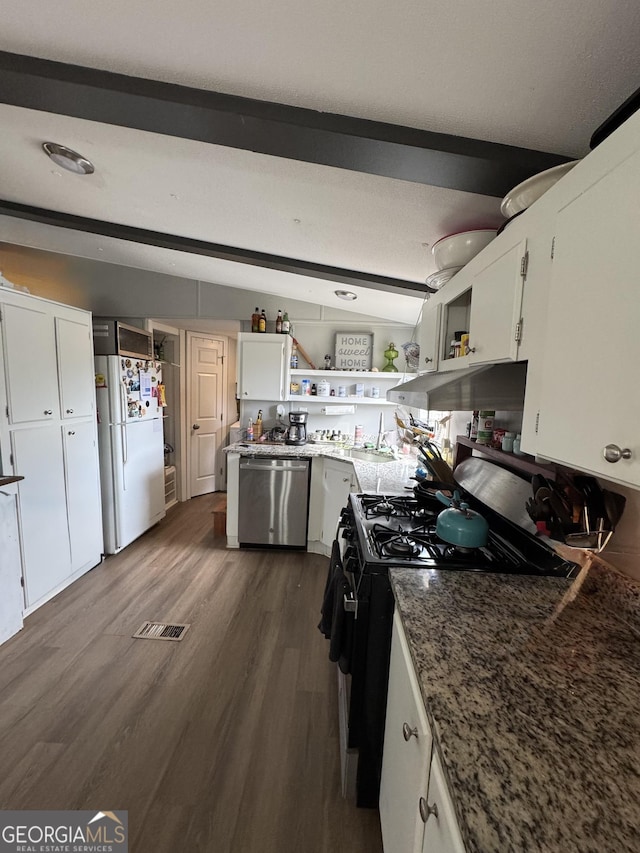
[{"xmin": 387, "ymin": 361, "xmax": 527, "ymax": 411}]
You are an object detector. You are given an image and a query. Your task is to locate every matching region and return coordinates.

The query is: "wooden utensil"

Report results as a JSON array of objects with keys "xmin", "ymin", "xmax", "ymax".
[{"xmin": 292, "ymin": 337, "xmax": 316, "ymax": 369}]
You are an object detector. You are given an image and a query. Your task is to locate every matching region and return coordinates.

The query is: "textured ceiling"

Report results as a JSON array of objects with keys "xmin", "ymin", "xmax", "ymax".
[{"xmin": 0, "ymin": 0, "xmax": 639, "ymax": 321}]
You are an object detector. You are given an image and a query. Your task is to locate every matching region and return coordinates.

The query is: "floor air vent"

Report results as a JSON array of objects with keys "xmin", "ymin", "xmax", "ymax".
[{"xmin": 132, "ymin": 621, "xmax": 191, "ymax": 641}]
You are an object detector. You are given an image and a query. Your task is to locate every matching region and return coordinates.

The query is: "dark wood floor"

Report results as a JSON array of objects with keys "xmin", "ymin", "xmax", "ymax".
[{"xmin": 0, "ymin": 495, "xmax": 382, "ymax": 852}]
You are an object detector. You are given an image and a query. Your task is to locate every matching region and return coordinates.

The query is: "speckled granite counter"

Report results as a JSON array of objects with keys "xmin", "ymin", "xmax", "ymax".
[
  {"xmin": 390, "ymin": 560, "xmax": 640, "ymax": 853},
  {"xmin": 224, "ymin": 441, "xmax": 416, "ymax": 494}
]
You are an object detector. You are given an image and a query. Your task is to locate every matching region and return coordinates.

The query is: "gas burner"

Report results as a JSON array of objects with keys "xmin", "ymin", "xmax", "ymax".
[
  {"xmin": 443, "ymin": 544, "xmax": 482, "ymax": 560},
  {"xmin": 376, "ymin": 500, "xmax": 396, "ymax": 516},
  {"xmin": 384, "ymin": 537, "xmax": 421, "ymax": 558}
]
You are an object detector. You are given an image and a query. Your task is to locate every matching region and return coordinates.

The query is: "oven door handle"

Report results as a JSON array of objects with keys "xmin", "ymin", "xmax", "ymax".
[{"xmin": 344, "ymin": 591, "xmax": 358, "ymax": 615}]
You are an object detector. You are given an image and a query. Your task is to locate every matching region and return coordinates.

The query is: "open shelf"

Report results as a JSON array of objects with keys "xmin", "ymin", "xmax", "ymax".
[
  {"xmin": 287, "ymin": 396, "xmax": 396, "ymax": 405},
  {"xmin": 453, "ymin": 436, "xmax": 556, "ymax": 480},
  {"xmin": 290, "ymin": 369, "xmax": 407, "ymax": 380}
]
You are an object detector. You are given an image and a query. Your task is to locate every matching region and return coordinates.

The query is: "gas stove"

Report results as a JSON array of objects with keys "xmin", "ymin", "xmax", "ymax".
[{"xmin": 344, "ymin": 491, "xmax": 579, "ymax": 576}]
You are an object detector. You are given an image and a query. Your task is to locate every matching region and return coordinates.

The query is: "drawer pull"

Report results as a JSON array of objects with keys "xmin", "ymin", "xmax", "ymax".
[
  {"xmin": 419, "ymin": 797, "xmax": 439, "ymax": 823},
  {"xmin": 603, "ymin": 444, "xmax": 632, "ymax": 463},
  {"xmin": 402, "ymin": 722, "xmax": 418, "ymax": 741}
]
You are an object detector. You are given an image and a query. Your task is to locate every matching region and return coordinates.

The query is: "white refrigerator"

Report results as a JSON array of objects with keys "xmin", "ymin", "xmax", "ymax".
[{"xmin": 95, "ymin": 355, "xmax": 166, "ymax": 554}]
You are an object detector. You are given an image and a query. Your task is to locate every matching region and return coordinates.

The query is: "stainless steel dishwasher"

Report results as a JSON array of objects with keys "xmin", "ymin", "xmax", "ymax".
[{"xmin": 238, "ymin": 457, "xmax": 310, "ymax": 548}]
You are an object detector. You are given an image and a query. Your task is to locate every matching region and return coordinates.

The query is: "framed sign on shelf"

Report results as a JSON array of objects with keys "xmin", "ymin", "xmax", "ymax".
[{"xmin": 334, "ymin": 332, "xmax": 374, "ymax": 370}]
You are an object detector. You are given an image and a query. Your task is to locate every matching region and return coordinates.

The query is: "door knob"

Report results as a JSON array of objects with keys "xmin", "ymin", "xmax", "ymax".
[
  {"xmin": 603, "ymin": 444, "xmax": 632, "ymax": 463},
  {"xmin": 44, "ymin": 409, "xmax": 53, "ymax": 415},
  {"xmin": 192, "ymin": 424, "xmax": 201, "ymax": 430},
  {"xmin": 66, "ymin": 408, "xmax": 74, "ymax": 414}
]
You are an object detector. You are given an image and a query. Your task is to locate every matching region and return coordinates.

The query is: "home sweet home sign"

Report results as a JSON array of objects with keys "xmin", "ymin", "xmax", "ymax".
[{"xmin": 334, "ymin": 332, "xmax": 373, "ymax": 370}]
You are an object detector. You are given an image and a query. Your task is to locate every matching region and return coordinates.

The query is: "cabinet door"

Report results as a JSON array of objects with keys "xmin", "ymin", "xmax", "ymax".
[
  {"xmin": 239, "ymin": 337, "xmax": 288, "ymax": 400},
  {"xmin": 56, "ymin": 316, "xmax": 95, "ymax": 419},
  {"xmin": 421, "ymin": 751, "xmax": 466, "ymax": 853},
  {"xmin": 0, "ymin": 488, "xmax": 24, "ymax": 644},
  {"xmin": 2, "ymin": 302, "xmax": 59, "ymax": 423},
  {"xmin": 12, "ymin": 426, "xmax": 71, "ymax": 608},
  {"xmin": 417, "ymin": 303, "xmax": 441, "ymax": 373},
  {"xmin": 380, "ymin": 610, "xmax": 432, "ymax": 853},
  {"xmin": 321, "ymin": 460, "xmax": 355, "ymax": 546},
  {"xmin": 467, "ymin": 237, "xmax": 526, "ymax": 365},
  {"xmin": 64, "ymin": 420, "xmax": 103, "ymax": 572},
  {"xmin": 536, "ymin": 149, "xmax": 640, "ymax": 486}
]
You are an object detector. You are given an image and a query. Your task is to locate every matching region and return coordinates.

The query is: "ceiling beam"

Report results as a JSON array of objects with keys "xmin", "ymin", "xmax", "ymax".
[
  {"xmin": 0, "ymin": 199, "xmax": 430, "ymax": 296},
  {"xmin": 0, "ymin": 50, "xmax": 570, "ymax": 198}
]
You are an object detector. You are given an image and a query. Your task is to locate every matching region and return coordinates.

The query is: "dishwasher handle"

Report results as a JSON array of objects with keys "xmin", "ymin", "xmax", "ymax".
[{"xmin": 240, "ymin": 458, "xmax": 309, "ymax": 472}]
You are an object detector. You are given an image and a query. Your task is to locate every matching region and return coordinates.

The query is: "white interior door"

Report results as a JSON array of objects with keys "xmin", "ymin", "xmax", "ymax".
[{"xmin": 189, "ymin": 335, "xmax": 225, "ymax": 497}]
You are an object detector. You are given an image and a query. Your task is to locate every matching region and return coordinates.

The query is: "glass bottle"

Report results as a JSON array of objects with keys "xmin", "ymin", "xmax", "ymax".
[
  {"xmin": 290, "ymin": 342, "xmax": 299, "ymax": 369},
  {"xmin": 382, "ymin": 342, "xmax": 399, "ymax": 372},
  {"xmin": 282, "ymin": 312, "xmax": 290, "ymax": 334},
  {"xmin": 251, "ymin": 307, "xmax": 260, "ymax": 333},
  {"xmin": 259, "ymin": 309, "xmax": 267, "ymax": 333},
  {"xmin": 275, "ymin": 309, "xmax": 283, "ymax": 334}
]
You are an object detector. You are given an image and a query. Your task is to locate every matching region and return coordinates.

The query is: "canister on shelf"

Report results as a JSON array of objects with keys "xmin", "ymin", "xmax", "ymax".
[
  {"xmin": 370, "ymin": 386, "xmax": 380, "ymax": 398},
  {"xmin": 502, "ymin": 432, "xmax": 515, "ymax": 453},
  {"xmin": 338, "ymin": 385, "xmax": 347, "ymax": 397},
  {"xmin": 476, "ymin": 410, "xmax": 495, "ymax": 445},
  {"xmin": 317, "ymin": 379, "xmax": 330, "ymax": 397},
  {"xmin": 301, "ymin": 379, "xmax": 312, "ymax": 395},
  {"xmin": 460, "ymin": 333, "xmax": 470, "ymax": 356},
  {"xmin": 355, "ymin": 383, "xmax": 365, "ymax": 398}
]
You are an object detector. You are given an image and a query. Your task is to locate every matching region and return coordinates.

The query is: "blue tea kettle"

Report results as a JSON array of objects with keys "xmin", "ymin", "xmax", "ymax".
[{"xmin": 435, "ymin": 490, "xmax": 489, "ymax": 549}]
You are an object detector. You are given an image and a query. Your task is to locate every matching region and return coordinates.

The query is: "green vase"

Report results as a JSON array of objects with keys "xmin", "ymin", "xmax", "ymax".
[{"xmin": 382, "ymin": 342, "xmax": 399, "ymax": 372}]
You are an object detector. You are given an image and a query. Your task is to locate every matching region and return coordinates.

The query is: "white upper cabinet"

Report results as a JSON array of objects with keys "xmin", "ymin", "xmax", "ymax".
[
  {"xmin": 2, "ymin": 301, "xmax": 60, "ymax": 423},
  {"xmin": 466, "ymin": 236, "xmax": 526, "ymax": 365},
  {"xmin": 417, "ymin": 302, "xmax": 441, "ymax": 373},
  {"xmin": 437, "ymin": 233, "xmax": 527, "ymax": 371},
  {"xmin": 536, "ymin": 145, "xmax": 640, "ymax": 487},
  {"xmin": 56, "ymin": 316, "xmax": 96, "ymax": 419},
  {"xmin": 237, "ymin": 333, "xmax": 291, "ymax": 401}
]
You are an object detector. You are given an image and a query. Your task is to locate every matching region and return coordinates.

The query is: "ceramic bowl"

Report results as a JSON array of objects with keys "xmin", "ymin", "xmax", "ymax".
[
  {"xmin": 431, "ymin": 230, "xmax": 497, "ymax": 271},
  {"xmin": 425, "ymin": 266, "xmax": 463, "ymax": 291},
  {"xmin": 500, "ymin": 160, "xmax": 580, "ymax": 218}
]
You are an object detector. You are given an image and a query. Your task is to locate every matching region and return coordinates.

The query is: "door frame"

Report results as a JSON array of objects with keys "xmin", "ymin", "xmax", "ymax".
[{"xmin": 185, "ymin": 331, "xmax": 229, "ymax": 497}]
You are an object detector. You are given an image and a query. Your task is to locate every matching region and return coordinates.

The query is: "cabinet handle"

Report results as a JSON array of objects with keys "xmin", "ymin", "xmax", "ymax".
[
  {"xmin": 603, "ymin": 444, "xmax": 632, "ymax": 464},
  {"xmin": 423, "ymin": 356, "xmax": 433, "ymax": 364},
  {"xmin": 243, "ymin": 391, "xmax": 248, "ymax": 396},
  {"xmin": 466, "ymin": 346, "xmax": 476, "ymax": 354},
  {"xmin": 419, "ymin": 797, "xmax": 439, "ymax": 823},
  {"xmin": 44, "ymin": 409, "xmax": 53, "ymax": 415},
  {"xmin": 192, "ymin": 424, "xmax": 201, "ymax": 430},
  {"xmin": 68, "ymin": 430, "xmax": 76, "ymax": 436},
  {"xmin": 66, "ymin": 408, "xmax": 74, "ymax": 414},
  {"xmin": 402, "ymin": 722, "xmax": 418, "ymax": 741},
  {"xmin": 343, "ymin": 477, "xmax": 350, "ymax": 482}
]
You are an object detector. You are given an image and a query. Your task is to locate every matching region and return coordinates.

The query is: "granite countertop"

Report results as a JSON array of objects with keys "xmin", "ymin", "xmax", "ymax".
[
  {"xmin": 390, "ymin": 560, "xmax": 640, "ymax": 853},
  {"xmin": 224, "ymin": 440, "xmax": 415, "ymax": 494}
]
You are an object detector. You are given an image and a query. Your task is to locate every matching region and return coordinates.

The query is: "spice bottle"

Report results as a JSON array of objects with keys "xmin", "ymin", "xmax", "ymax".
[
  {"xmin": 476, "ymin": 411, "xmax": 495, "ymax": 445},
  {"xmin": 259, "ymin": 309, "xmax": 267, "ymax": 333}
]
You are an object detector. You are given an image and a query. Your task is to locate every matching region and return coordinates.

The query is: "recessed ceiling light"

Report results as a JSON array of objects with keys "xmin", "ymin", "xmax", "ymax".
[
  {"xmin": 335, "ymin": 290, "xmax": 357, "ymax": 301},
  {"xmin": 42, "ymin": 142, "xmax": 94, "ymax": 175}
]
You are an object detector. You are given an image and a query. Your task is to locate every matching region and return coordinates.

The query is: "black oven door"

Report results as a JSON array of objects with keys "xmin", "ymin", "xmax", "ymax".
[{"xmin": 318, "ymin": 540, "xmax": 355, "ymax": 674}]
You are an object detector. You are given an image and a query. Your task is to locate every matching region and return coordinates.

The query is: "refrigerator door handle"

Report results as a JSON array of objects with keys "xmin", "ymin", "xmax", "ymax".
[
  {"xmin": 121, "ymin": 423, "xmax": 128, "ymax": 472},
  {"xmin": 120, "ymin": 381, "xmax": 128, "ymax": 423}
]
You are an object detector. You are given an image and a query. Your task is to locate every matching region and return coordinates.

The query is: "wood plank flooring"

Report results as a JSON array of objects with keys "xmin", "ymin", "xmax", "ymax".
[{"xmin": 0, "ymin": 495, "xmax": 382, "ymax": 852}]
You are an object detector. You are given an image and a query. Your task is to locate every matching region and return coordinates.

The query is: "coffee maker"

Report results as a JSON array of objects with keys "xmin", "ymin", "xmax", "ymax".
[{"xmin": 286, "ymin": 411, "xmax": 308, "ymax": 446}]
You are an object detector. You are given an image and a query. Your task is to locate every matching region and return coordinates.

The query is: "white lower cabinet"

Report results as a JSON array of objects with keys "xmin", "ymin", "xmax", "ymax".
[
  {"xmin": 380, "ymin": 610, "xmax": 432, "ymax": 853},
  {"xmin": 421, "ymin": 752, "xmax": 466, "ymax": 853},
  {"xmin": 12, "ymin": 426, "xmax": 71, "ymax": 609},
  {"xmin": 63, "ymin": 420, "xmax": 103, "ymax": 573},
  {"xmin": 0, "ymin": 484, "xmax": 24, "ymax": 644},
  {"xmin": 321, "ymin": 459, "xmax": 356, "ymax": 547},
  {"xmin": 381, "ymin": 610, "xmax": 465, "ymax": 853}
]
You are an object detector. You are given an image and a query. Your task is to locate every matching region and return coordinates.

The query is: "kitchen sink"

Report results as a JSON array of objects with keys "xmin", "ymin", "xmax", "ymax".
[{"xmin": 344, "ymin": 448, "xmax": 397, "ymax": 464}]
